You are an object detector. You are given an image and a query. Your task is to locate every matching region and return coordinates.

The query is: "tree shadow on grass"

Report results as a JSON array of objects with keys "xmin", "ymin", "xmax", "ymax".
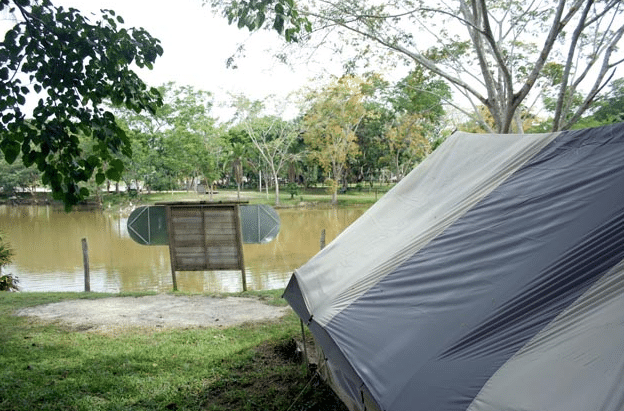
[{"xmin": 172, "ymin": 338, "xmax": 349, "ymax": 411}]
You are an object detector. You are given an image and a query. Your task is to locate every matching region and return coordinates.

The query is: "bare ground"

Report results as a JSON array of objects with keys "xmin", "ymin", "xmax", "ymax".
[{"xmin": 15, "ymin": 294, "xmax": 291, "ymax": 333}]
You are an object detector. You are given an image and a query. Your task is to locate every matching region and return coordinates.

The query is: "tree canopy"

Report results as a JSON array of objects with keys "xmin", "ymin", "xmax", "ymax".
[
  {"xmin": 0, "ymin": 0, "xmax": 162, "ymax": 207},
  {"xmin": 209, "ymin": 0, "xmax": 624, "ymax": 133},
  {"xmin": 114, "ymin": 82, "xmax": 221, "ymax": 193},
  {"xmin": 303, "ymin": 75, "xmax": 371, "ymax": 204},
  {"xmin": 230, "ymin": 95, "xmax": 300, "ymax": 206}
]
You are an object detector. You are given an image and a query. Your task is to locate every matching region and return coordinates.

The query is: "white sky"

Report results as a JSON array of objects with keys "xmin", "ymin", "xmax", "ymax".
[{"xmin": 3, "ymin": 0, "xmax": 345, "ymax": 121}]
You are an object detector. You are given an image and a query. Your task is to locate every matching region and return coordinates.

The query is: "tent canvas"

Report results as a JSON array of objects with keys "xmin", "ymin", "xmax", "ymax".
[{"xmin": 283, "ymin": 123, "xmax": 624, "ymax": 411}]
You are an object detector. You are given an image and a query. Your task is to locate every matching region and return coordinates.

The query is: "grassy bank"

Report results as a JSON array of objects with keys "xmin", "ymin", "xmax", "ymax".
[
  {"xmin": 0, "ymin": 183, "xmax": 395, "ymax": 213},
  {"xmin": 99, "ymin": 184, "xmax": 392, "ymax": 213},
  {"xmin": 0, "ymin": 291, "xmax": 347, "ymax": 411}
]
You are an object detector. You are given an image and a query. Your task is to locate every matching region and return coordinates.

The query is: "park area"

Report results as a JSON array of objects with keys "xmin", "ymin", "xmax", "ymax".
[{"xmin": 0, "ymin": 291, "xmax": 348, "ymax": 410}]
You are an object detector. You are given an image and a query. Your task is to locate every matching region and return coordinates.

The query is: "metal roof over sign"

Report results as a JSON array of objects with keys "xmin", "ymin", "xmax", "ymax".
[
  {"xmin": 127, "ymin": 204, "xmax": 280, "ymax": 246},
  {"xmin": 240, "ymin": 204, "xmax": 281, "ymax": 244},
  {"xmin": 127, "ymin": 205, "xmax": 168, "ymax": 246}
]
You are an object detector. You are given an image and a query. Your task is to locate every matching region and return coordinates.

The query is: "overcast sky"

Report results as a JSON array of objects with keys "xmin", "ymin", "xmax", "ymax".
[
  {"xmin": 3, "ymin": 0, "xmax": 341, "ymax": 120},
  {"xmin": 1, "ymin": 0, "xmax": 414, "ymax": 121}
]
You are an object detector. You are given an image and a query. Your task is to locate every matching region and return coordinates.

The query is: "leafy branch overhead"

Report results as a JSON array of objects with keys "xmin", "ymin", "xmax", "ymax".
[
  {"xmin": 210, "ymin": 0, "xmax": 624, "ymax": 133},
  {"xmin": 0, "ymin": 0, "xmax": 163, "ymax": 208},
  {"xmin": 209, "ymin": 0, "xmax": 312, "ymax": 42}
]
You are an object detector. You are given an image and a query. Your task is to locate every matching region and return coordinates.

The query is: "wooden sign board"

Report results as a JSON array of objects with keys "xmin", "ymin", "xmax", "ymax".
[
  {"xmin": 126, "ymin": 201, "xmax": 281, "ymax": 291},
  {"xmin": 165, "ymin": 203, "xmax": 245, "ymax": 272}
]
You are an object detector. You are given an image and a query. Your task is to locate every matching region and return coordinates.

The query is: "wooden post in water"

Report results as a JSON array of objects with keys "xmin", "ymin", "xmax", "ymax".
[
  {"xmin": 320, "ymin": 229, "xmax": 326, "ymax": 250},
  {"xmin": 81, "ymin": 238, "xmax": 90, "ymax": 292}
]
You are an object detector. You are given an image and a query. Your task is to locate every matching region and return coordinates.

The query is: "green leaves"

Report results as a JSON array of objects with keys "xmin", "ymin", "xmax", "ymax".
[
  {"xmin": 111, "ymin": 82, "xmax": 220, "ymax": 193},
  {"xmin": 105, "ymin": 158, "xmax": 124, "ymax": 181},
  {"xmin": 1, "ymin": 140, "xmax": 20, "ymax": 164},
  {"xmin": 217, "ymin": 0, "xmax": 311, "ymax": 42},
  {"xmin": 0, "ymin": 0, "xmax": 163, "ymax": 208}
]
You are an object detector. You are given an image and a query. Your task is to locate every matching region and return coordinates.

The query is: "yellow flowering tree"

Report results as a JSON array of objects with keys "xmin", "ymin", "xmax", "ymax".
[{"xmin": 303, "ymin": 75, "xmax": 373, "ymax": 204}]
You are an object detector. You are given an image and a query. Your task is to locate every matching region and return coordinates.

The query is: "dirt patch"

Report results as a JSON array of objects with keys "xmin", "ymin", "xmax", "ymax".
[{"xmin": 16, "ymin": 294, "xmax": 291, "ymax": 333}]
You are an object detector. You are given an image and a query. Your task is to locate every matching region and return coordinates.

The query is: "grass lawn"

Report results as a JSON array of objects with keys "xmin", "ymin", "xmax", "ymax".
[{"xmin": 0, "ymin": 291, "xmax": 347, "ymax": 411}]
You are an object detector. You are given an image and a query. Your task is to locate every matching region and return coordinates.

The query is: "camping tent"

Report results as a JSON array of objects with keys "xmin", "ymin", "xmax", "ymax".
[{"xmin": 283, "ymin": 123, "xmax": 624, "ymax": 411}]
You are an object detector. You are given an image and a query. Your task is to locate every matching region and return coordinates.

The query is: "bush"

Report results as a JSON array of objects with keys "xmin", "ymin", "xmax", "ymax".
[
  {"xmin": 0, "ymin": 274, "xmax": 18, "ymax": 292},
  {"xmin": 287, "ymin": 182, "xmax": 300, "ymax": 199},
  {"xmin": 0, "ymin": 233, "xmax": 17, "ymax": 292}
]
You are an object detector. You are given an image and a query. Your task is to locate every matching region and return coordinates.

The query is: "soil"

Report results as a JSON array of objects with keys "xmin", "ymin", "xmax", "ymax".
[{"xmin": 15, "ymin": 294, "xmax": 291, "ymax": 333}]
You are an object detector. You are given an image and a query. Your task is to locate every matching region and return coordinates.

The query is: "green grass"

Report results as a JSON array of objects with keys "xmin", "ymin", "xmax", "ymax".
[
  {"xmin": 0, "ymin": 292, "xmax": 347, "ymax": 411},
  {"xmin": 2, "ymin": 183, "xmax": 394, "ymax": 212}
]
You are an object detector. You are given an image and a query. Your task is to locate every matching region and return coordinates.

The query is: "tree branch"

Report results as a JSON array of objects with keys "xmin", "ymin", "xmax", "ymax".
[
  {"xmin": 304, "ymin": 9, "xmax": 489, "ymax": 106},
  {"xmin": 552, "ymin": 0, "xmax": 593, "ymax": 131},
  {"xmin": 514, "ymin": 0, "xmax": 582, "ymax": 114},
  {"xmin": 561, "ymin": 23, "xmax": 624, "ymax": 129}
]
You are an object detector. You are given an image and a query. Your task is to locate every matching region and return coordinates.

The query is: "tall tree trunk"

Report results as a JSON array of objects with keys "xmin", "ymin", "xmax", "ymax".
[{"xmin": 274, "ymin": 173, "xmax": 280, "ymax": 206}]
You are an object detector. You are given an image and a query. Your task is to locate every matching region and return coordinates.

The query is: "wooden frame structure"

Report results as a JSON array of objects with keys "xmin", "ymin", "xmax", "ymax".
[{"xmin": 160, "ymin": 202, "xmax": 247, "ymax": 291}]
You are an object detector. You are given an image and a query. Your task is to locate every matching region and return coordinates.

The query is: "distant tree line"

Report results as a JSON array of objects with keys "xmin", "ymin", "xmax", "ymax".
[{"xmin": 3, "ymin": 72, "xmax": 624, "ymax": 205}]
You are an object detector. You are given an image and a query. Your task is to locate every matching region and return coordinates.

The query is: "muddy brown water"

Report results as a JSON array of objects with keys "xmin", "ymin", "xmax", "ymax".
[{"xmin": 1, "ymin": 205, "xmax": 366, "ymax": 293}]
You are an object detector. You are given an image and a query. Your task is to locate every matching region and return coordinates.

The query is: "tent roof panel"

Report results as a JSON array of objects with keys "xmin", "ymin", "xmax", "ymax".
[{"xmin": 291, "ymin": 131, "xmax": 559, "ymax": 326}]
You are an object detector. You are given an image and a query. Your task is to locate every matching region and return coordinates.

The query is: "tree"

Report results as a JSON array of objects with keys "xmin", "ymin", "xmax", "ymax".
[
  {"xmin": 587, "ymin": 77, "xmax": 624, "ymax": 125},
  {"xmin": 210, "ymin": 0, "xmax": 624, "ymax": 133},
  {"xmin": 230, "ymin": 95, "xmax": 300, "ymax": 206},
  {"xmin": 227, "ymin": 141, "xmax": 247, "ymax": 200},
  {"xmin": 382, "ymin": 67, "xmax": 451, "ymax": 180},
  {"xmin": 536, "ymin": 77, "xmax": 624, "ymax": 131},
  {"xmin": 383, "ymin": 114, "xmax": 431, "ymax": 182},
  {"xmin": 302, "ymin": 75, "xmax": 370, "ymax": 204},
  {"xmin": 353, "ymin": 103, "xmax": 393, "ymax": 187},
  {"xmin": 0, "ymin": 0, "xmax": 163, "ymax": 207},
  {"xmin": 390, "ymin": 67, "xmax": 451, "ymax": 126},
  {"xmin": 114, "ymin": 83, "xmax": 222, "ymax": 193},
  {"xmin": 0, "ymin": 154, "xmax": 39, "ymax": 195}
]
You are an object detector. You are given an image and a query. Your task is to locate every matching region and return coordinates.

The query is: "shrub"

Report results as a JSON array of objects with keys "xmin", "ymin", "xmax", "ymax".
[
  {"xmin": 287, "ymin": 182, "xmax": 300, "ymax": 199},
  {"xmin": 0, "ymin": 233, "xmax": 17, "ymax": 292},
  {"xmin": 0, "ymin": 274, "xmax": 18, "ymax": 292}
]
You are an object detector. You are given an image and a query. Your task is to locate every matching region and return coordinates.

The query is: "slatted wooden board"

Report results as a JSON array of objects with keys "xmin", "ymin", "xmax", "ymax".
[{"xmin": 165, "ymin": 204, "xmax": 245, "ymax": 271}]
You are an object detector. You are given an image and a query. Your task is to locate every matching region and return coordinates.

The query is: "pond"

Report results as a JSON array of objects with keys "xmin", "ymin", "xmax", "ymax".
[{"xmin": 1, "ymin": 205, "xmax": 367, "ymax": 293}]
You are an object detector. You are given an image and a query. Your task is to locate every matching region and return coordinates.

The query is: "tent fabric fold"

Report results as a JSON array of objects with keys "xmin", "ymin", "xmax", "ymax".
[{"xmin": 283, "ymin": 123, "xmax": 624, "ymax": 411}]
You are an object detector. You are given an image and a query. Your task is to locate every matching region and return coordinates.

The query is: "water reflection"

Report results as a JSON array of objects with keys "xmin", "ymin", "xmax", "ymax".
[{"xmin": 1, "ymin": 205, "xmax": 367, "ymax": 293}]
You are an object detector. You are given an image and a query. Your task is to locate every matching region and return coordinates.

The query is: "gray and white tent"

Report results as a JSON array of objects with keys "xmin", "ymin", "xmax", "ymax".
[{"xmin": 283, "ymin": 123, "xmax": 624, "ymax": 411}]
